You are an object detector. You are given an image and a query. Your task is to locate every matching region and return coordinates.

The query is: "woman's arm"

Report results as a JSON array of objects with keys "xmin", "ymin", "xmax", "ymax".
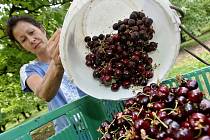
[
  {"xmin": 26, "ymin": 63, "xmax": 64, "ymax": 102},
  {"xmin": 26, "ymin": 29, "xmax": 64, "ymax": 102}
]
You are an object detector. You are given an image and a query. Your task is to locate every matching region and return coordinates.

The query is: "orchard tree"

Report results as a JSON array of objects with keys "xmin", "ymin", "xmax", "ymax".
[{"xmin": 0, "ymin": 0, "xmax": 72, "ymax": 132}]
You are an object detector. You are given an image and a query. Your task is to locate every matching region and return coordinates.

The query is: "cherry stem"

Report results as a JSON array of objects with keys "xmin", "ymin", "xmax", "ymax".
[
  {"xmin": 144, "ymin": 117, "xmax": 153, "ymax": 121},
  {"xmin": 194, "ymin": 128, "xmax": 202, "ymax": 139},
  {"xmin": 152, "ymin": 112, "xmax": 168, "ymax": 129},
  {"xmin": 122, "ymin": 116, "xmax": 133, "ymax": 126},
  {"xmin": 110, "ymin": 127, "xmax": 120, "ymax": 134},
  {"xmin": 118, "ymin": 136, "xmax": 126, "ymax": 140},
  {"xmin": 97, "ymin": 128, "xmax": 105, "ymax": 135},
  {"xmin": 137, "ymin": 106, "xmax": 144, "ymax": 116},
  {"xmin": 107, "ymin": 118, "xmax": 116, "ymax": 131},
  {"xmin": 160, "ymin": 108, "xmax": 174, "ymax": 112},
  {"xmin": 129, "ymin": 106, "xmax": 140, "ymax": 111},
  {"xmin": 145, "ymin": 136, "xmax": 156, "ymax": 140},
  {"xmin": 168, "ymin": 101, "xmax": 178, "ymax": 115}
]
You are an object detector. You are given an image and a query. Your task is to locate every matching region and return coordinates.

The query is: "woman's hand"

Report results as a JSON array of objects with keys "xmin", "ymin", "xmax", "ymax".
[{"xmin": 47, "ymin": 29, "xmax": 63, "ymax": 67}]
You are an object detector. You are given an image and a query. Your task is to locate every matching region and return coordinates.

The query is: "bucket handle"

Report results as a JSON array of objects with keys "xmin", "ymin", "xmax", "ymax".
[{"xmin": 170, "ymin": 5, "xmax": 210, "ymax": 66}]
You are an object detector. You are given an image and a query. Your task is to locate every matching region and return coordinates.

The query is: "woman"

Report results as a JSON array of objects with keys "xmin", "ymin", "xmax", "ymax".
[{"xmin": 6, "ymin": 15, "xmax": 86, "ymax": 133}]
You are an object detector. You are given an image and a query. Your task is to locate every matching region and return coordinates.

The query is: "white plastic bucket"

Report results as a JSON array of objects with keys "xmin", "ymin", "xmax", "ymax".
[{"xmin": 60, "ymin": 0, "xmax": 181, "ymax": 100}]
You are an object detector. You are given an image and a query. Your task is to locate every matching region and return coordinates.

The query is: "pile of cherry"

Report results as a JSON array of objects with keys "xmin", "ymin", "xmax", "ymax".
[
  {"xmin": 98, "ymin": 79, "xmax": 210, "ymax": 140},
  {"xmin": 84, "ymin": 11, "xmax": 158, "ymax": 91}
]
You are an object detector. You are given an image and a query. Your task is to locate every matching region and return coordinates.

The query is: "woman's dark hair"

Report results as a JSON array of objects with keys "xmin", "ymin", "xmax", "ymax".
[{"xmin": 6, "ymin": 15, "xmax": 43, "ymax": 41}]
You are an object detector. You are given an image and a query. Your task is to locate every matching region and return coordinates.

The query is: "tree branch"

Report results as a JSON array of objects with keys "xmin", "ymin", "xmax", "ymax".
[
  {"xmin": 28, "ymin": 0, "xmax": 72, "ymax": 13},
  {"xmin": 9, "ymin": 0, "xmax": 72, "ymax": 15}
]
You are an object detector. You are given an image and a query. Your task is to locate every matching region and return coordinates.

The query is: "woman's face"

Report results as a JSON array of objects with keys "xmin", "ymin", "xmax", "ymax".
[{"xmin": 13, "ymin": 21, "xmax": 48, "ymax": 54}]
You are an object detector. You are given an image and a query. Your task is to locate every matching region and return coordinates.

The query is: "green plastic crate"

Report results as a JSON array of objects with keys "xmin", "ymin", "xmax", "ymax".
[{"xmin": 0, "ymin": 66, "xmax": 209, "ymax": 140}]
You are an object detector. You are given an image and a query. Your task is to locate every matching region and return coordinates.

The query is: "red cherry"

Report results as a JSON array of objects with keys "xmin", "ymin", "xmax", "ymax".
[
  {"xmin": 187, "ymin": 88, "xmax": 203, "ymax": 103},
  {"xmin": 122, "ymin": 80, "xmax": 130, "ymax": 89},
  {"xmin": 186, "ymin": 79, "xmax": 198, "ymax": 90},
  {"xmin": 177, "ymin": 87, "xmax": 189, "ymax": 97},
  {"xmin": 111, "ymin": 83, "xmax": 120, "ymax": 91}
]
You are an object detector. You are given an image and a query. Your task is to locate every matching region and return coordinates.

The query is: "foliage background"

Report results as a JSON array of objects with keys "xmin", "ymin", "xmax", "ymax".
[{"xmin": 0, "ymin": 0, "xmax": 209, "ymax": 132}]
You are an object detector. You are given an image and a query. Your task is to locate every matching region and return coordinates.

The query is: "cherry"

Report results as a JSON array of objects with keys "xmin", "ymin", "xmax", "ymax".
[
  {"xmin": 181, "ymin": 121, "xmax": 191, "ymax": 129},
  {"xmin": 114, "ymin": 69, "xmax": 122, "ymax": 79},
  {"xmin": 143, "ymin": 86, "xmax": 151, "ymax": 93},
  {"xmin": 150, "ymin": 83, "xmax": 159, "ymax": 90},
  {"xmin": 101, "ymin": 133, "xmax": 112, "ymax": 140},
  {"xmin": 186, "ymin": 79, "xmax": 198, "ymax": 90},
  {"xmin": 174, "ymin": 128, "xmax": 193, "ymax": 140},
  {"xmin": 122, "ymin": 80, "xmax": 131, "ymax": 89},
  {"xmin": 189, "ymin": 113, "xmax": 206, "ymax": 128},
  {"xmin": 158, "ymin": 84, "xmax": 170, "ymax": 99},
  {"xmin": 111, "ymin": 83, "xmax": 120, "ymax": 91},
  {"xmin": 118, "ymin": 128, "xmax": 126, "ymax": 137},
  {"xmin": 123, "ymin": 69, "xmax": 130, "ymax": 79},
  {"xmin": 148, "ymin": 126, "xmax": 159, "ymax": 139},
  {"xmin": 145, "ymin": 18, "xmax": 153, "ymax": 27},
  {"xmin": 125, "ymin": 98, "xmax": 135, "ymax": 108},
  {"xmin": 183, "ymin": 102, "xmax": 195, "ymax": 115},
  {"xmin": 123, "ymin": 18, "xmax": 129, "ymax": 24},
  {"xmin": 128, "ymin": 19, "xmax": 136, "ymax": 26},
  {"xmin": 92, "ymin": 36, "xmax": 98, "ymax": 41},
  {"xmin": 103, "ymin": 75, "xmax": 112, "ymax": 86},
  {"xmin": 153, "ymin": 101, "xmax": 165, "ymax": 110},
  {"xmin": 137, "ymin": 95, "xmax": 149, "ymax": 106},
  {"xmin": 187, "ymin": 89, "xmax": 203, "ymax": 103},
  {"xmin": 145, "ymin": 70, "xmax": 154, "ymax": 79},
  {"xmin": 98, "ymin": 34, "xmax": 105, "ymax": 40},
  {"xmin": 84, "ymin": 36, "xmax": 91, "ymax": 42},
  {"xmin": 118, "ymin": 24, "xmax": 126, "ymax": 32},
  {"xmin": 132, "ymin": 111, "xmax": 139, "ymax": 121},
  {"xmin": 157, "ymin": 111, "xmax": 168, "ymax": 120},
  {"xmin": 169, "ymin": 87, "xmax": 178, "ymax": 94},
  {"xmin": 177, "ymin": 87, "xmax": 189, "ymax": 97},
  {"xmin": 140, "ymin": 78, "xmax": 148, "ymax": 86},
  {"xmin": 177, "ymin": 96, "xmax": 187, "ymax": 105},
  {"xmin": 200, "ymin": 99, "xmax": 210, "ymax": 113},
  {"xmin": 198, "ymin": 136, "xmax": 210, "ymax": 140},
  {"xmin": 93, "ymin": 70, "xmax": 100, "ymax": 79},
  {"xmin": 165, "ymin": 93, "xmax": 175, "ymax": 106},
  {"xmin": 130, "ymin": 12, "xmax": 138, "ymax": 20},
  {"xmin": 112, "ymin": 23, "xmax": 119, "ymax": 30},
  {"xmin": 157, "ymin": 131, "xmax": 167, "ymax": 140},
  {"xmin": 136, "ymin": 20, "xmax": 143, "ymax": 26},
  {"xmin": 99, "ymin": 120, "xmax": 110, "ymax": 132},
  {"xmin": 167, "ymin": 121, "xmax": 180, "ymax": 134},
  {"xmin": 134, "ymin": 119, "xmax": 150, "ymax": 131},
  {"xmin": 112, "ymin": 34, "xmax": 120, "ymax": 42}
]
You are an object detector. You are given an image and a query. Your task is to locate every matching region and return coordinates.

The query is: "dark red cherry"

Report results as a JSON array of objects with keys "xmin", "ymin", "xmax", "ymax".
[
  {"xmin": 122, "ymin": 80, "xmax": 130, "ymax": 89},
  {"xmin": 111, "ymin": 83, "xmax": 120, "ymax": 91},
  {"xmin": 177, "ymin": 87, "xmax": 189, "ymax": 97},
  {"xmin": 187, "ymin": 89, "xmax": 203, "ymax": 103},
  {"xmin": 189, "ymin": 113, "xmax": 206, "ymax": 128},
  {"xmin": 198, "ymin": 136, "xmax": 210, "ymax": 140},
  {"xmin": 174, "ymin": 128, "xmax": 193, "ymax": 140},
  {"xmin": 186, "ymin": 79, "xmax": 198, "ymax": 90}
]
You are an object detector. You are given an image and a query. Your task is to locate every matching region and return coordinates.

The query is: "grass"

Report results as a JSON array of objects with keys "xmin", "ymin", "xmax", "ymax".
[
  {"xmin": 180, "ymin": 31, "xmax": 210, "ymax": 50},
  {"xmin": 6, "ymin": 109, "xmax": 48, "ymax": 131},
  {"xmin": 166, "ymin": 51, "xmax": 210, "ymax": 78}
]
